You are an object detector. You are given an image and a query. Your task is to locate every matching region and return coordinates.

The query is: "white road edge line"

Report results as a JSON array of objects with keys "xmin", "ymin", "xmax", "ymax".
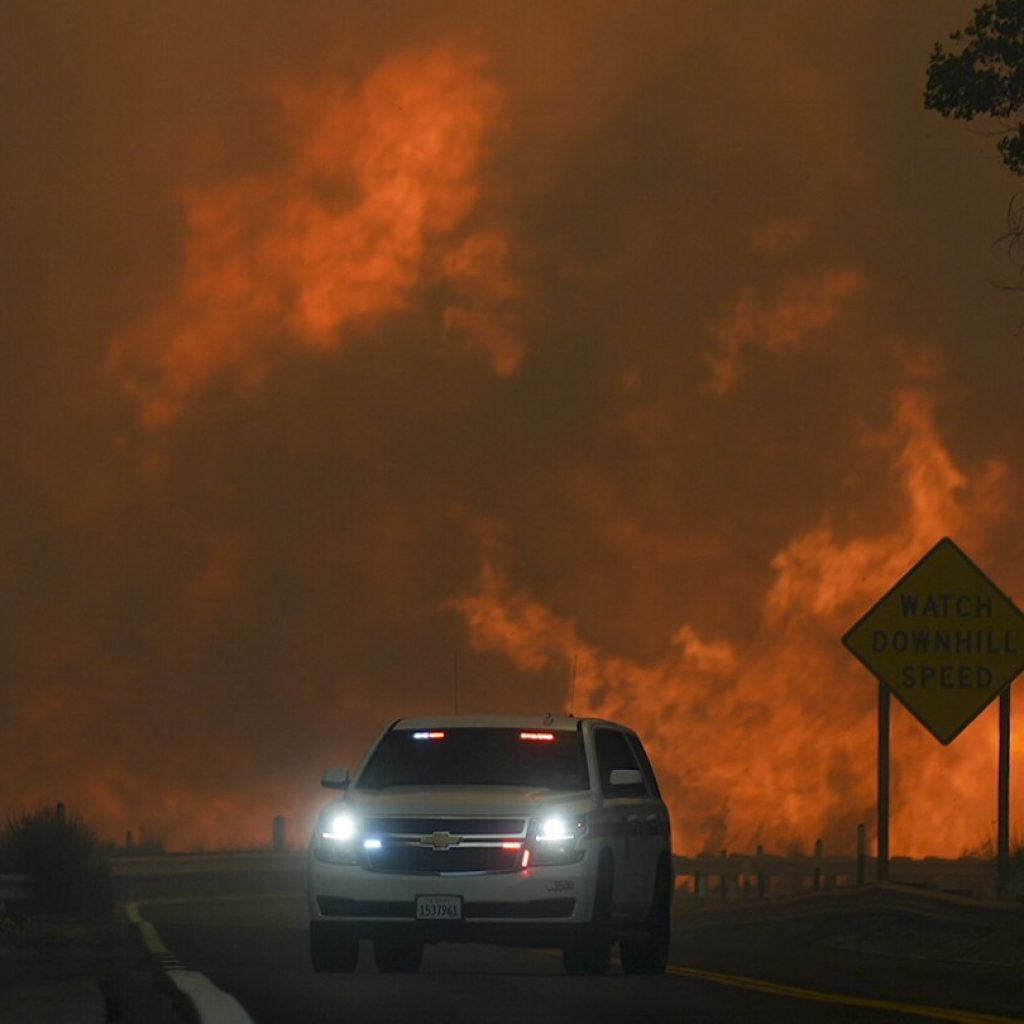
[{"xmin": 126, "ymin": 901, "xmax": 256, "ymax": 1024}]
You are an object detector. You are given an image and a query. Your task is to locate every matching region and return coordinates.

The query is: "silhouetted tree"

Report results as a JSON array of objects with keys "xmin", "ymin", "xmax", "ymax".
[
  {"xmin": 926, "ymin": 2, "xmax": 1024, "ymax": 287},
  {"xmin": 925, "ymin": 0, "xmax": 1024, "ymax": 174}
]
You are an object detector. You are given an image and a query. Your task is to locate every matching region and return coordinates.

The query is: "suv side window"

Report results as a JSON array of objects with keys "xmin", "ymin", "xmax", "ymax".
[
  {"xmin": 594, "ymin": 728, "xmax": 647, "ymax": 798},
  {"xmin": 626, "ymin": 734, "xmax": 662, "ymax": 798}
]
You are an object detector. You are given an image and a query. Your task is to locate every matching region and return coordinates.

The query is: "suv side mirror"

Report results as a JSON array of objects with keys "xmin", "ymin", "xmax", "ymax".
[
  {"xmin": 608, "ymin": 768, "xmax": 643, "ymax": 788},
  {"xmin": 322, "ymin": 768, "xmax": 351, "ymax": 790}
]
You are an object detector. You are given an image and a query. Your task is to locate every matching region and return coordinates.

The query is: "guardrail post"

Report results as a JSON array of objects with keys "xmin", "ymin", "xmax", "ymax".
[
  {"xmin": 857, "ymin": 824, "xmax": 866, "ymax": 886},
  {"xmin": 756, "ymin": 844, "xmax": 767, "ymax": 899}
]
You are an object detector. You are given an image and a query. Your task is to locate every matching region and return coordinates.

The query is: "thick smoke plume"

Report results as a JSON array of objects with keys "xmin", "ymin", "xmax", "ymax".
[{"xmin": 3, "ymin": 4, "xmax": 1021, "ymax": 856}]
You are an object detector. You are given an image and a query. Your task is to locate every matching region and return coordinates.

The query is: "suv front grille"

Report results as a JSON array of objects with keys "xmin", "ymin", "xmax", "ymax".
[
  {"xmin": 365, "ymin": 845, "xmax": 521, "ymax": 874},
  {"xmin": 359, "ymin": 816, "xmax": 528, "ymax": 875}
]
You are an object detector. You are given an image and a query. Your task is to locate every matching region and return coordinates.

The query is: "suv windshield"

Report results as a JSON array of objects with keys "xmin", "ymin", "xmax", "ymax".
[{"xmin": 357, "ymin": 727, "xmax": 589, "ymax": 790}]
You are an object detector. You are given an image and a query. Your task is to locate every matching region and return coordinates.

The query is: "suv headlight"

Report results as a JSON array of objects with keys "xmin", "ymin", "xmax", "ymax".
[
  {"xmin": 323, "ymin": 811, "xmax": 357, "ymax": 841},
  {"xmin": 530, "ymin": 813, "xmax": 587, "ymax": 866},
  {"xmin": 314, "ymin": 810, "xmax": 360, "ymax": 864}
]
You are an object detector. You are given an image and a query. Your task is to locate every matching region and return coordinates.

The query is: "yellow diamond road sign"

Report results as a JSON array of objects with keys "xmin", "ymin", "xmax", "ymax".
[{"xmin": 843, "ymin": 537, "xmax": 1024, "ymax": 745}]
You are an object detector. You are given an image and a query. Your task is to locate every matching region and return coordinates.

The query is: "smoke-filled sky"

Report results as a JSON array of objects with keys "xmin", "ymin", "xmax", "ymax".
[{"xmin": 4, "ymin": 1, "xmax": 1023, "ymax": 856}]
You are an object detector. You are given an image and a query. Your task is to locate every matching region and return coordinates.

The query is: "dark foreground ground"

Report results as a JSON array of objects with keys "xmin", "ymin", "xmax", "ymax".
[
  {"xmin": 2, "ymin": 881, "xmax": 1022, "ymax": 1023},
  {"xmin": 673, "ymin": 883, "xmax": 1024, "ymax": 967},
  {"xmin": 0, "ymin": 916, "xmax": 191, "ymax": 1023}
]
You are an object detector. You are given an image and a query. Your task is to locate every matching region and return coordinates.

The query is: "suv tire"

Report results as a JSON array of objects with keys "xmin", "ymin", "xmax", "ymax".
[{"xmin": 620, "ymin": 859, "xmax": 671, "ymax": 975}]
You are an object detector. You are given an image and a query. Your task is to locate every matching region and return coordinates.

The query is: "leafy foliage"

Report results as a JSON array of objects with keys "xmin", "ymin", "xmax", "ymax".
[
  {"xmin": 1, "ymin": 805, "xmax": 113, "ymax": 917},
  {"xmin": 925, "ymin": 0, "xmax": 1024, "ymax": 174}
]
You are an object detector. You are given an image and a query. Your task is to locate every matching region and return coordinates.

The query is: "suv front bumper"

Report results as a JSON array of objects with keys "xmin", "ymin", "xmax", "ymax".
[{"xmin": 308, "ymin": 847, "xmax": 600, "ymax": 946}]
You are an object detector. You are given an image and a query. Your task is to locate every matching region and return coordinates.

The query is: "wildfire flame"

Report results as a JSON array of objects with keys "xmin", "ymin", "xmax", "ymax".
[
  {"xmin": 706, "ymin": 268, "xmax": 865, "ymax": 396},
  {"xmin": 453, "ymin": 389, "xmax": 1019, "ymax": 857},
  {"xmin": 109, "ymin": 47, "xmax": 521, "ymax": 426}
]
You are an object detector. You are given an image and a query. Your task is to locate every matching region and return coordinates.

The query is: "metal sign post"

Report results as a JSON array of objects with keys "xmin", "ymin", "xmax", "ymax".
[
  {"xmin": 877, "ymin": 683, "xmax": 890, "ymax": 883},
  {"xmin": 998, "ymin": 688, "xmax": 1011, "ymax": 893}
]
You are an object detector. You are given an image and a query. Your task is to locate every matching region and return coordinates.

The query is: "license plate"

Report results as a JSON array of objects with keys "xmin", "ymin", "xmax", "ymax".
[{"xmin": 416, "ymin": 895, "xmax": 462, "ymax": 920}]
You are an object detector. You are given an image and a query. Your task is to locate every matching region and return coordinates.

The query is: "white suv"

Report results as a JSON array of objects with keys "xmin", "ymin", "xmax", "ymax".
[{"xmin": 308, "ymin": 714, "xmax": 672, "ymax": 975}]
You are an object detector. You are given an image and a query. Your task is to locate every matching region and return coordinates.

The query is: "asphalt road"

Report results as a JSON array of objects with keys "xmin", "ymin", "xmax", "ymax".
[{"xmin": 115, "ymin": 861, "xmax": 1024, "ymax": 1024}]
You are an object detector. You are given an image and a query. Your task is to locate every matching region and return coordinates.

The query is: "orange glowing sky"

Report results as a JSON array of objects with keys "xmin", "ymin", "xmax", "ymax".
[{"xmin": 3, "ymin": 1, "xmax": 1023, "ymax": 856}]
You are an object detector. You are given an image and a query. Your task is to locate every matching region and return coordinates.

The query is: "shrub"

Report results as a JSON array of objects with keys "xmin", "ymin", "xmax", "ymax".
[{"xmin": 0, "ymin": 805, "xmax": 113, "ymax": 917}]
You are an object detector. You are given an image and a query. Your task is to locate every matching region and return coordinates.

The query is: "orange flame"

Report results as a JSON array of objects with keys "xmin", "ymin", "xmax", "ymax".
[
  {"xmin": 109, "ymin": 47, "xmax": 521, "ymax": 426},
  {"xmin": 706, "ymin": 268, "xmax": 865, "ymax": 395},
  {"xmin": 453, "ymin": 388, "xmax": 1019, "ymax": 857}
]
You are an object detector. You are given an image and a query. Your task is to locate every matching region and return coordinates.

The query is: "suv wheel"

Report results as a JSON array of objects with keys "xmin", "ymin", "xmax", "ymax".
[
  {"xmin": 620, "ymin": 860, "xmax": 671, "ymax": 975},
  {"xmin": 373, "ymin": 938, "xmax": 424, "ymax": 973},
  {"xmin": 563, "ymin": 853, "xmax": 612, "ymax": 976},
  {"xmin": 310, "ymin": 922, "xmax": 359, "ymax": 973}
]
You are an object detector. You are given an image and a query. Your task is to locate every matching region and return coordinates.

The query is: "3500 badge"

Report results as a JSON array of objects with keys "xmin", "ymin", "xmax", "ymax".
[{"xmin": 545, "ymin": 880, "xmax": 575, "ymax": 893}]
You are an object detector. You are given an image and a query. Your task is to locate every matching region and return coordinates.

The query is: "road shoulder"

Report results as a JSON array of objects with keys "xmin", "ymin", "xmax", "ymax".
[{"xmin": 0, "ymin": 915, "xmax": 196, "ymax": 1023}]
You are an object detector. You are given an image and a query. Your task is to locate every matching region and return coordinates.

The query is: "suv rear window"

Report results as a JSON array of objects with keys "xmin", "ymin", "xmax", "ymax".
[{"xmin": 357, "ymin": 727, "xmax": 589, "ymax": 791}]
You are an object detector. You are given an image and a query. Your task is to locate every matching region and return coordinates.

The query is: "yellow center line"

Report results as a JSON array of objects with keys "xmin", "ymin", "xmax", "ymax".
[{"xmin": 667, "ymin": 964, "xmax": 1024, "ymax": 1024}]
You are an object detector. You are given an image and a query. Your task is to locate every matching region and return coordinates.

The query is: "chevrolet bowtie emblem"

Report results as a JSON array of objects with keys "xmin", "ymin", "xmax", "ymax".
[{"xmin": 420, "ymin": 831, "xmax": 463, "ymax": 850}]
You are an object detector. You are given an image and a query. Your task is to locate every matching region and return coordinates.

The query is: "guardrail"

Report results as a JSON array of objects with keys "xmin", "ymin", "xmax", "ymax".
[
  {"xmin": 108, "ymin": 851, "xmax": 304, "ymax": 877},
  {"xmin": 674, "ymin": 850, "xmax": 865, "ymax": 904},
  {"xmin": 672, "ymin": 848, "xmax": 1006, "ymax": 902},
  {"xmin": 0, "ymin": 873, "xmax": 31, "ymax": 911}
]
